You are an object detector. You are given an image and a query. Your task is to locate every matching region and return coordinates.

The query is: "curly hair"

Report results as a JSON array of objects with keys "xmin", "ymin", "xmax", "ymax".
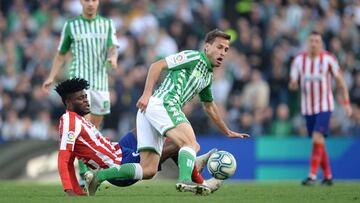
[{"xmin": 55, "ymin": 78, "xmax": 89, "ymax": 105}]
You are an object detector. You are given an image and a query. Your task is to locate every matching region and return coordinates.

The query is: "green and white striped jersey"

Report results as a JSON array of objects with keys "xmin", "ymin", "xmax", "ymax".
[
  {"xmin": 153, "ymin": 50, "xmax": 214, "ymax": 108},
  {"xmin": 58, "ymin": 15, "xmax": 118, "ymax": 91}
]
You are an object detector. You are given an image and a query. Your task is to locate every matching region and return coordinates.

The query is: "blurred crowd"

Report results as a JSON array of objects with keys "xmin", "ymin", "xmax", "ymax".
[{"xmin": 1, "ymin": 0, "xmax": 360, "ymax": 142}]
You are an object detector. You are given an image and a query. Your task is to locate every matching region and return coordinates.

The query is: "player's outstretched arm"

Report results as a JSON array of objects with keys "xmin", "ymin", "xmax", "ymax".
[
  {"xmin": 202, "ymin": 101, "xmax": 250, "ymax": 138},
  {"xmin": 137, "ymin": 59, "xmax": 167, "ymax": 112},
  {"xmin": 42, "ymin": 53, "xmax": 66, "ymax": 93},
  {"xmin": 334, "ymin": 73, "xmax": 352, "ymax": 117},
  {"xmin": 58, "ymin": 150, "xmax": 86, "ymax": 196}
]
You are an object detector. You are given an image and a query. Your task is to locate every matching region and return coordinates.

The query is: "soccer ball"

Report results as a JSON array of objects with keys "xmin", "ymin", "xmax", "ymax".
[{"xmin": 207, "ymin": 150, "xmax": 237, "ymax": 180}]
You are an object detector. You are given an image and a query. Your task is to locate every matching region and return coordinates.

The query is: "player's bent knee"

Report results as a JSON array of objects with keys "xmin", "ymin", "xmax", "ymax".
[{"xmin": 142, "ymin": 168, "xmax": 157, "ymax": 179}]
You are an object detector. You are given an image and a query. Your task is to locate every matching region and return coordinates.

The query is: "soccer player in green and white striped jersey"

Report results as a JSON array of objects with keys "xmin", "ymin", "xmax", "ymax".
[
  {"xmin": 43, "ymin": 0, "xmax": 118, "ymax": 129},
  {"xmin": 135, "ymin": 29, "xmax": 250, "ymax": 195}
]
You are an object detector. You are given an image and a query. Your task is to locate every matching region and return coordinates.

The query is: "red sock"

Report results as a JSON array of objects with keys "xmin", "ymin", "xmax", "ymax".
[
  {"xmin": 320, "ymin": 146, "xmax": 332, "ymax": 179},
  {"xmin": 309, "ymin": 143, "xmax": 324, "ymax": 178},
  {"xmin": 191, "ymin": 165, "xmax": 204, "ymax": 184}
]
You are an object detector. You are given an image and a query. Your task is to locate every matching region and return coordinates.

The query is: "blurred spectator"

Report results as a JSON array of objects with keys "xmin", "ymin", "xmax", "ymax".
[
  {"xmin": 270, "ymin": 103, "xmax": 292, "ymax": 137},
  {"xmin": 241, "ymin": 69, "xmax": 270, "ymax": 111}
]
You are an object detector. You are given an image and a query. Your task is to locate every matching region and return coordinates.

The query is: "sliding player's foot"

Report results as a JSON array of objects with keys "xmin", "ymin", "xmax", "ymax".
[
  {"xmin": 84, "ymin": 170, "xmax": 101, "ymax": 196},
  {"xmin": 195, "ymin": 148, "xmax": 218, "ymax": 173},
  {"xmin": 204, "ymin": 178, "xmax": 223, "ymax": 193},
  {"xmin": 176, "ymin": 180, "xmax": 211, "ymax": 196}
]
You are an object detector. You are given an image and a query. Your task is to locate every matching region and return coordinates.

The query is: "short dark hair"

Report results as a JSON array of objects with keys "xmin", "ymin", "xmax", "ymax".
[
  {"xmin": 204, "ymin": 29, "xmax": 231, "ymax": 44},
  {"xmin": 55, "ymin": 78, "xmax": 89, "ymax": 105},
  {"xmin": 309, "ymin": 30, "xmax": 322, "ymax": 37}
]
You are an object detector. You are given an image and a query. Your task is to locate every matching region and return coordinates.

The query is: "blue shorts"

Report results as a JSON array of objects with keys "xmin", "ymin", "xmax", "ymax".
[
  {"xmin": 304, "ymin": 112, "xmax": 331, "ymax": 137},
  {"xmin": 108, "ymin": 131, "xmax": 140, "ymax": 187},
  {"xmin": 119, "ymin": 131, "xmax": 140, "ymax": 164}
]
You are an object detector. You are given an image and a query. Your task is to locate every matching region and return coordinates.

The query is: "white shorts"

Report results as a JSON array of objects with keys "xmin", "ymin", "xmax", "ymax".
[
  {"xmin": 136, "ymin": 97, "xmax": 179, "ymax": 155},
  {"xmin": 86, "ymin": 90, "xmax": 110, "ymax": 115}
]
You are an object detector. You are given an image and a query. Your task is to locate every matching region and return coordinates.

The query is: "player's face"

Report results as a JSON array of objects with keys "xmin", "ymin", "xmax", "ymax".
[
  {"xmin": 205, "ymin": 37, "xmax": 230, "ymax": 67},
  {"xmin": 80, "ymin": 0, "xmax": 99, "ymax": 16},
  {"xmin": 307, "ymin": 34, "xmax": 322, "ymax": 55},
  {"xmin": 68, "ymin": 90, "xmax": 90, "ymax": 116}
]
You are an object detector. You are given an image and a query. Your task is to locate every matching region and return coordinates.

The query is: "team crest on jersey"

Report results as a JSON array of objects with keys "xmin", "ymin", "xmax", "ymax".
[
  {"xmin": 173, "ymin": 53, "xmax": 185, "ymax": 64},
  {"xmin": 67, "ymin": 131, "xmax": 76, "ymax": 143}
]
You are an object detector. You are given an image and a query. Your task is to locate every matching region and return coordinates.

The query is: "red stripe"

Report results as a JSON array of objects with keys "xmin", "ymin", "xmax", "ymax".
[
  {"xmin": 59, "ymin": 116, "xmax": 64, "ymax": 139},
  {"xmin": 80, "ymin": 128, "xmax": 119, "ymax": 164},
  {"xmin": 310, "ymin": 59, "xmax": 315, "ymax": 114},
  {"xmin": 326, "ymin": 72, "xmax": 331, "ymax": 111},
  {"xmin": 69, "ymin": 113, "xmax": 76, "ymax": 132},
  {"xmin": 302, "ymin": 54, "xmax": 307, "ymax": 115},
  {"xmin": 319, "ymin": 53, "xmax": 323, "ymax": 112},
  {"xmin": 66, "ymin": 143, "xmax": 73, "ymax": 151}
]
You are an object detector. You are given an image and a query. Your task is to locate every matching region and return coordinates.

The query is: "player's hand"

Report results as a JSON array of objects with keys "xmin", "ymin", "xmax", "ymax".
[
  {"xmin": 42, "ymin": 77, "xmax": 54, "ymax": 94},
  {"xmin": 226, "ymin": 130, "xmax": 250, "ymax": 138},
  {"xmin": 107, "ymin": 57, "xmax": 117, "ymax": 69},
  {"xmin": 345, "ymin": 104, "xmax": 352, "ymax": 117},
  {"xmin": 136, "ymin": 94, "xmax": 151, "ymax": 113},
  {"xmin": 288, "ymin": 81, "xmax": 298, "ymax": 91}
]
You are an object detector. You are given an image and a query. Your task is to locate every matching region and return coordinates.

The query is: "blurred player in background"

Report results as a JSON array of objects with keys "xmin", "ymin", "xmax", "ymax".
[
  {"xmin": 55, "ymin": 78, "xmax": 220, "ymax": 196},
  {"xmin": 135, "ymin": 29, "xmax": 249, "ymax": 194},
  {"xmin": 42, "ymin": 0, "xmax": 118, "ymax": 184},
  {"xmin": 289, "ymin": 31, "xmax": 352, "ymax": 186},
  {"xmin": 42, "ymin": 0, "xmax": 118, "ymax": 129}
]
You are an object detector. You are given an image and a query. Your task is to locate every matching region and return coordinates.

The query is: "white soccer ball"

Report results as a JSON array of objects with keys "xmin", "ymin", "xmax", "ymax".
[{"xmin": 207, "ymin": 150, "xmax": 237, "ymax": 180}]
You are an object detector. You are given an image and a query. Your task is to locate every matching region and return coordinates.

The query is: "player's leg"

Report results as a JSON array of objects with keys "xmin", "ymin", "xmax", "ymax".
[
  {"xmin": 302, "ymin": 114, "xmax": 318, "ymax": 186},
  {"xmin": 313, "ymin": 112, "xmax": 333, "ymax": 186},
  {"xmin": 88, "ymin": 114, "xmax": 104, "ymax": 129},
  {"xmin": 166, "ymin": 122, "xmax": 199, "ymax": 182},
  {"xmin": 136, "ymin": 109, "xmax": 165, "ymax": 179},
  {"xmin": 85, "ymin": 90, "xmax": 110, "ymax": 129}
]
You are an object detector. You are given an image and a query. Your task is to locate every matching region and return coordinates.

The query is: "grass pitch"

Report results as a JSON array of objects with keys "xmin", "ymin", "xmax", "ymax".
[{"xmin": 0, "ymin": 180, "xmax": 359, "ymax": 203}]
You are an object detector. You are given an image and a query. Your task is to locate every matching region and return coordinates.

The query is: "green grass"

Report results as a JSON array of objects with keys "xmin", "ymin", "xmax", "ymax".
[{"xmin": 0, "ymin": 180, "xmax": 359, "ymax": 203}]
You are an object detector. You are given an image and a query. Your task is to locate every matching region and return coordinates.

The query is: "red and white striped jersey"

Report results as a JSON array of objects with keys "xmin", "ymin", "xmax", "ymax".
[
  {"xmin": 290, "ymin": 51, "xmax": 340, "ymax": 115},
  {"xmin": 59, "ymin": 111, "xmax": 122, "ymax": 170}
]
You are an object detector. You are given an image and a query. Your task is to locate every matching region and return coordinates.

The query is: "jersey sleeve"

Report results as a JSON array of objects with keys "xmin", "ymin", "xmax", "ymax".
[
  {"xmin": 58, "ymin": 150, "xmax": 84, "ymax": 194},
  {"xmin": 165, "ymin": 51, "xmax": 201, "ymax": 70},
  {"xmin": 199, "ymin": 84, "xmax": 214, "ymax": 102},
  {"xmin": 58, "ymin": 113, "xmax": 84, "ymax": 194},
  {"xmin": 107, "ymin": 19, "xmax": 119, "ymax": 48},
  {"xmin": 59, "ymin": 113, "xmax": 82, "ymax": 152},
  {"xmin": 290, "ymin": 56, "xmax": 300, "ymax": 82},
  {"xmin": 57, "ymin": 21, "xmax": 72, "ymax": 54},
  {"xmin": 328, "ymin": 55, "xmax": 340, "ymax": 76}
]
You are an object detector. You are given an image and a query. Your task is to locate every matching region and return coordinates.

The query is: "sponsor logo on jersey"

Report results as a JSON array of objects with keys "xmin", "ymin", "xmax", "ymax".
[
  {"xmin": 173, "ymin": 54, "xmax": 185, "ymax": 64},
  {"xmin": 67, "ymin": 131, "xmax": 76, "ymax": 143}
]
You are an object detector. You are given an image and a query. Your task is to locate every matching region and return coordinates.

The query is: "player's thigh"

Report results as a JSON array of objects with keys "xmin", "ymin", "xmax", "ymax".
[
  {"xmin": 313, "ymin": 112, "xmax": 332, "ymax": 137},
  {"xmin": 304, "ymin": 114, "xmax": 316, "ymax": 137},
  {"xmin": 136, "ymin": 110, "xmax": 165, "ymax": 156},
  {"xmin": 166, "ymin": 122, "xmax": 198, "ymax": 150},
  {"xmin": 87, "ymin": 90, "xmax": 110, "ymax": 115}
]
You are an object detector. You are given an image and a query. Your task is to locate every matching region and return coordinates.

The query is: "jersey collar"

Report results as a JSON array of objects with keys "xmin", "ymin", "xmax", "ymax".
[
  {"xmin": 200, "ymin": 52, "xmax": 213, "ymax": 72},
  {"xmin": 79, "ymin": 14, "xmax": 99, "ymax": 22}
]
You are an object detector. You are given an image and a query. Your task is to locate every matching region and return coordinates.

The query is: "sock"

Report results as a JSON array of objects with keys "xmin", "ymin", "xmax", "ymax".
[
  {"xmin": 78, "ymin": 160, "xmax": 89, "ymax": 175},
  {"xmin": 97, "ymin": 163, "xmax": 143, "ymax": 182},
  {"xmin": 309, "ymin": 143, "xmax": 324, "ymax": 179},
  {"xmin": 191, "ymin": 165, "xmax": 204, "ymax": 184},
  {"xmin": 320, "ymin": 145, "xmax": 332, "ymax": 179},
  {"xmin": 178, "ymin": 146, "xmax": 196, "ymax": 182}
]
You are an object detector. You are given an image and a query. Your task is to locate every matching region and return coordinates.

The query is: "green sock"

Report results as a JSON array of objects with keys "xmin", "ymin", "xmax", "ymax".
[
  {"xmin": 178, "ymin": 147, "xmax": 196, "ymax": 181},
  {"xmin": 78, "ymin": 160, "xmax": 89, "ymax": 176},
  {"xmin": 97, "ymin": 163, "xmax": 142, "ymax": 182}
]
